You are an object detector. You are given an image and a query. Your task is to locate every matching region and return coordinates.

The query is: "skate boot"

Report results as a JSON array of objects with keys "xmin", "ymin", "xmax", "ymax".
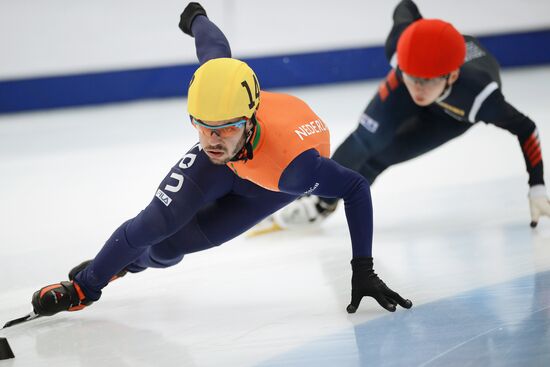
[
  {"xmin": 32, "ymin": 281, "xmax": 93, "ymax": 316},
  {"xmin": 69, "ymin": 260, "xmax": 128, "ymax": 283},
  {"xmin": 273, "ymin": 195, "xmax": 338, "ymax": 229},
  {"xmin": 248, "ymin": 196, "xmax": 338, "ymax": 236}
]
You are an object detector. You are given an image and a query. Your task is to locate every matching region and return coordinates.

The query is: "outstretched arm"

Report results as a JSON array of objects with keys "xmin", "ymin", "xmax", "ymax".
[
  {"xmin": 279, "ymin": 149, "xmax": 412, "ymax": 313},
  {"xmin": 280, "ymin": 150, "xmax": 373, "ymax": 258},
  {"xmin": 477, "ymin": 88, "xmax": 549, "ymax": 227},
  {"xmin": 179, "ymin": 2, "xmax": 232, "ymax": 64}
]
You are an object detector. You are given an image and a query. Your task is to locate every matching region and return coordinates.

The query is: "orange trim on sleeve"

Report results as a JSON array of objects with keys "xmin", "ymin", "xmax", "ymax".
[
  {"xmin": 378, "ymin": 82, "xmax": 389, "ymax": 101},
  {"xmin": 387, "ymin": 69, "xmax": 399, "ymax": 90},
  {"xmin": 528, "ymin": 147, "xmax": 542, "ymax": 167},
  {"xmin": 526, "ymin": 142, "xmax": 540, "ymax": 157},
  {"xmin": 523, "ymin": 132, "xmax": 538, "ymax": 151},
  {"xmin": 531, "ymin": 154, "xmax": 542, "ymax": 167}
]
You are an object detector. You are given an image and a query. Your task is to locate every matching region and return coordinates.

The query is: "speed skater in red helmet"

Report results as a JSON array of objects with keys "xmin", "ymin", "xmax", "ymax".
[{"xmin": 262, "ymin": 0, "xmax": 550, "ymax": 233}]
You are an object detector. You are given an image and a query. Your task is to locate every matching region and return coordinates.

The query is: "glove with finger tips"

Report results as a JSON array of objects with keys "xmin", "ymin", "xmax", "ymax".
[
  {"xmin": 179, "ymin": 2, "xmax": 207, "ymax": 36},
  {"xmin": 346, "ymin": 257, "xmax": 412, "ymax": 313}
]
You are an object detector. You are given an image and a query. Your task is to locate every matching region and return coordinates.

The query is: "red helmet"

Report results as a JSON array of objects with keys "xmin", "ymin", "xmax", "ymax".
[{"xmin": 397, "ymin": 19, "xmax": 466, "ymax": 78}]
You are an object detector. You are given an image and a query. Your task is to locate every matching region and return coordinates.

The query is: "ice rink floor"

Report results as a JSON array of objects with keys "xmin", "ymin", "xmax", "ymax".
[{"xmin": 1, "ymin": 65, "xmax": 550, "ymax": 366}]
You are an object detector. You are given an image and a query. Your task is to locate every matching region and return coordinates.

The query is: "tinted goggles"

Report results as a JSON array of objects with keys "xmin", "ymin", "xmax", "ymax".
[
  {"xmin": 190, "ymin": 117, "xmax": 247, "ymax": 137},
  {"xmin": 402, "ymin": 72, "xmax": 450, "ymax": 87}
]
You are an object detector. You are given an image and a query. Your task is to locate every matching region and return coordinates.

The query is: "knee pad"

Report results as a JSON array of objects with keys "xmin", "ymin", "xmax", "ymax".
[{"xmin": 149, "ymin": 247, "xmax": 185, "ymax": 268}]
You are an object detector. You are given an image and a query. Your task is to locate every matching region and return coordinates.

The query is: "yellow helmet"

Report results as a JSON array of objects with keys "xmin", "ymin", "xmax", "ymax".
[{"xmin": 187, "ymin": 58, "xmax": 260, "ymax": 121}]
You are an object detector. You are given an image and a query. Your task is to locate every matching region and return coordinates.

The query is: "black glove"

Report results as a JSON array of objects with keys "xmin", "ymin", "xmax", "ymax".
[
  {"xmin": 346, "ymin": 257, "xmax": 412, "ymax": 313},
  {"xmin": 394, "ymin": 0, "xmax": 422, "ymax": 23},
  {"xmin": 179, "ymin": 2, "xmax": 207, "ymax": 37}
]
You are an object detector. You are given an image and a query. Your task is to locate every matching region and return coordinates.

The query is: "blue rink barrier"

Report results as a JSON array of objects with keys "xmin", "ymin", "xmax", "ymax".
[{"xmin": 1, "ymin": 29, "xmax": 549, "ymax": 114}]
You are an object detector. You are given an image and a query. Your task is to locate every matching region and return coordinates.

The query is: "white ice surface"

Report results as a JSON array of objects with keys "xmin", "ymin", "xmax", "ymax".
[{"xmin": 1, "ymin": 65, "xmax": 550, "ymax": 366}]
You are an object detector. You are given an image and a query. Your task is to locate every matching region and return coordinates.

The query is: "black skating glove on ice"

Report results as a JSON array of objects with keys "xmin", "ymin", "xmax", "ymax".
[
  {"xmin": 346, "ymin": 257, "xmax": 412, "ymax": 313},
  {"xmin": 179, "ymin": 2, "xmax": 207, "ymax": 36}
]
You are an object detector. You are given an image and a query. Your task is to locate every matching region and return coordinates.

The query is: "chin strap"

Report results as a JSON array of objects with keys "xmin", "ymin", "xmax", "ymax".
[
  {"xmin": 436, "ymin": 82, "xmax": 453, "ymax": 102},
  {"xmin": 230, "ymin": 114, "xmax": 257, "ymax": 163},
  {"xmin": 433, "ymin": 73, "xmax": 453, "ymax": 102}
]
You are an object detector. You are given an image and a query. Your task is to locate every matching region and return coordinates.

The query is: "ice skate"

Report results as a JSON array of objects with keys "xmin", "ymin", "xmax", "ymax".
[
  {"xmin": 247, "ymin": 196, "xmax": 338, "ymax": 237},
  {"xmin": 31, "ymin": 281, "xmax": 93, "ymax": 316}
]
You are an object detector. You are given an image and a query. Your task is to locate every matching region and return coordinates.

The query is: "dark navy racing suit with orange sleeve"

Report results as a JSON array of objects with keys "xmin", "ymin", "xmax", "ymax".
[{"xmin": 74, "ymin": 15, "xmax": 375, "ymax": 301}]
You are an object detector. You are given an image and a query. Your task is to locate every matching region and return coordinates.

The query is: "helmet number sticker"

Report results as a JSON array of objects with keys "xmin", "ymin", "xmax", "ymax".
[{"xmin": 241, "ymin": 75, "xmax": 260, "ymax": 109}]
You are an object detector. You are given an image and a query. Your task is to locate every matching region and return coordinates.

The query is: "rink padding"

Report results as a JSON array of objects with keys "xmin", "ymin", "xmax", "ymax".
[{"xmin": 1, "ymin": 28, "xmax": 549, "ymax": 113}]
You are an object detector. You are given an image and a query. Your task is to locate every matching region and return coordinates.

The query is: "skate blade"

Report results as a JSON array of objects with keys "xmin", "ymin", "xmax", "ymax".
[
  {"xmin": 2, "ymin": 311, "xmax": 40, "ymax": 329},
  {"xmin": 246, "ymin": 221, "xmax": 284, "ymax": 237}
]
